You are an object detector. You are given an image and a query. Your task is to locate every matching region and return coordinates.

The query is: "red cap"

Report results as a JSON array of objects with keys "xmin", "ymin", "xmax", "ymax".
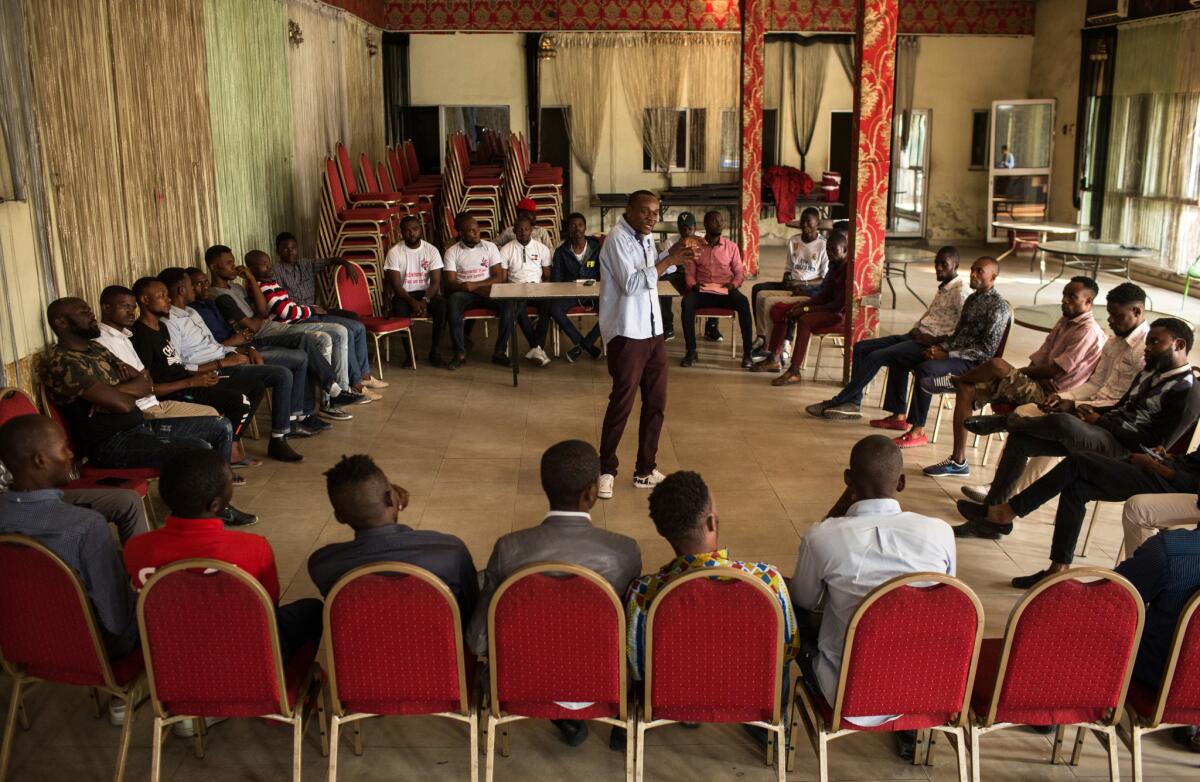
[{"xmin": 516, "ymin": 198, "xmax": 538, "ymax": 213}]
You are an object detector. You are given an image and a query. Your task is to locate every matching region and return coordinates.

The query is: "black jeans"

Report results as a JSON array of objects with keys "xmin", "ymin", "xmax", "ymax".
[
  {"xmin": 445, "ymin": 291, "xmax": 509, "ymax": 355},
  {"xmin": 1009, "ymin": 451, "xmax": 1179, "ymax": 564},
  {"xmin": 680, "ymin": 289, "xmax": 754, "ymax": 356},
  {"xmin": 172, "ymin": 374, "xmax": 265, "ymax": 440},
  {"xmin": 275, "ymin": 598, "xmax": 324, "ymax": 663},
  {"xmin": 985, "ymin": 413, "xmax": 1130, "ymax": 504},
  {"xmin": 659, "ymin": 270, "xmax": 688, "ymax": 333},
  {"xmin": 514, "ymin": 301, "xmax": 552, "ymax": 350},
  {"xmin": 391, "ymin": 290, "xmax": 448, "ymax": 357},
  {"xmin": 91, "ymin": 416, "xmax": 234, "ymax": 468}
]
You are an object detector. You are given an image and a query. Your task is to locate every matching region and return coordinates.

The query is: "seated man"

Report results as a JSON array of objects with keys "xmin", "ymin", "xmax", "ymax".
[
  {"xmin": 549, "ymin": 212, "xmax": 603, "ymax": 362},
  {"xmin": 975, "ymin": 439, "xmax": 1200, "ymax": 588},
  {"xmin": 441, "ymin": 213, "xmax": 509, "ymax": 370},
  {"xmin": 493, "ymin": 197, "xmax": 554, "ymax": 247},
  {"xmin": 274, "ymin": 231, "xmax": 387, "ymax": 393},
  {"xmin": 806, "ymin": 246, "xmax": 966, "ymax": 420},
  {"xmin": 382, "ymin": 215, "xmax": 448, "ymax": 365},
  {"xmin": 656, "ymin": 211, "xmax": 708, "ymax": 342},
  {"xmin": 468, "ymin": 440, "xmax": 641, "ymax": 748},
  {"xmin": 884, "ymin": 257, "xmax": 1010, "ymax": 448},
  {"xmin": 308, "ymin": 454, "xmax": 477, "ymax": 618},
  {"xmin": 756, "ymin": 230, "xmax": 849, "ymax": 384},
  {"xmin": 498, "ymin": 214, "xmax": 555, "ymax": 367},
  {"xmin": 0, "ymin": 415, "xmax": 139, "ymax": 657},
  {"xmin": 127, "ymin": 277, "xmax": 272, "ymax": 466},
  {"xmin": 244, "ymin": 249, "xmax": 375, "ymax": 404},
  {"xmin": 956, "ymin": 318, "xmax": 1200, "ymax": 540},
  {"xmin": 156, "ymin": 267, "xmax": 303, "ymax": 462},
  {"xmin": 679, "ymin": 210, "xmax": 754, "ymax": 369},
  {"xmin": 185, "ymin": 267, "xmax": 325, "ymax": 439},
  {"xmin": 924, "ymin": 276, "xmax": 1105, "ymax": 477},
  {"xmin": 123, "ymin": 448, "xmax": 322, "ymax": 660},
  {"xmin": 960, "ymin": 282, "xmax": 1150, "ymax": 503},
  {"xmin": 751, "ymin": 206, "xmax": 827, "ymax": 351},
  {"xmin": 627, "ymin": 470, "xmax": 800, "ymax": 682},
  {"xmin": 790, "ymin": 435, "xmax": 955, "ymax": 740},
  {"xmin": 1121, "ymin": 492, "xmax": 1200, "ymax": 561},
  {"xmin": 203, "ymin": 252, "xmax": 351, "ymax": 423}
]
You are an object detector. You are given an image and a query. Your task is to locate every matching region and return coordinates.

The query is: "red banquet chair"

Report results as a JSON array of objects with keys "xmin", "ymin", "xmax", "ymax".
[
  {"xmin": 137, "ymin": 560, "xmax": 327, "ymax": 782},
  {"xmin": 324, "ymin": 563, "xmax": 477, "ymax": 782},
  {"xmin": 485, "ymin": 563, "xmax": 634, "ymax": 782},
  {"xmin": 334, "ymin": 261, "xmax": 415, "ymax": 378},
  {"xmin": 693, "ymin": 307, "xmax": 740, "ymax": 359},
  {"xmin": 1120, "ymin": 589, "xmax": 1200, "ymax": 781},
  {"xmin": 788, "ymin": 573, "xmax": 984, "ymax": 782},
  {"xmin": 969, "ymin": 567, "xmax": 1144, "ymax": 782},
  {"xmin": 637, "ymin": 568, "xmax": 787, "ymax": 782},
  {"xmin": 0, "ymin": 534, "xmax": 146, "ymax": 782}
]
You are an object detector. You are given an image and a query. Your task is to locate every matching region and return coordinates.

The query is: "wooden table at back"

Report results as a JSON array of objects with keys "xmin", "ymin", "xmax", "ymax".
[{"xmin": 490, "ymin": 281, "xmax": 681, "ymax": 387}]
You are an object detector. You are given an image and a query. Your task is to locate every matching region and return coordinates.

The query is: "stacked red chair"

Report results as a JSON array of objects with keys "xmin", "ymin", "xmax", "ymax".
[
  {"xmin": 317, "ymin": 156, "xmax": 398, "ymax": 267},
  {"xmin": 355, "ymin": 150, "xmax": 433, "ymax": 234},
  {"xmin": 502, "ymin": 132, "xmax": 563, "ymax": 244},
  {"xmin": 385, "ymin": 141, "xmax": 445, "ymax": 244},
  {"xmin": 443, "ymin": 132, "xmax": 502, "ymax": 239}
]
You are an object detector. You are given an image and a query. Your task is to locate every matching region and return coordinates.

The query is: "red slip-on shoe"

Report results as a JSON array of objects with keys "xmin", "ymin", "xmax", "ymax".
[
  {"xmin": 893, "ymin": 432, "xmax": 928, "ymax": 448},
  {"xmin": 870, "ymin": 417, "xmax": 909, "ymax": 431}
]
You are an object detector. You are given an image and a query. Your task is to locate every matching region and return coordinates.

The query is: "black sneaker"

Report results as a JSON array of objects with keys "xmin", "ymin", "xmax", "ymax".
[
  {"xmin": 447, "ymin": 354, "xmax": 465, "ymax": 371},
  {"xmin": 566, "ymin": 345, "xmax": 583, "ymax": 363},
  {"xmin": 680, "ymin": 351, "xmax": 698, "ymax": 368},
  {"xmin": 320, "ymin": 405, "xmax": 353, "ymax": 421},
  {"xmin": 963, "ymin": 414, "xmax": 1009, "ymax": 436},
  {"xmin": 751, "ymin": 335, "xmax": 766, "ymax": 353},
  {"xmin": 551, "ymin": 719, "xmax": 588, "ymax": 747},
  {"xmin": 704, "ymin": 320, "xmax": 724, "ymax": 342},
  {"xmin": 287, "ymin": 422, "xmax": 319, "ymax": 438},
  {"xmin": 584, "ymin": 344, "xmax": 602, "ymax": 360},
  {"xmin": 663, "ymin": 329, "xmax": 675, "ymax": 342},
  {"xmin": 895, "ymin": 730, "xmax": 917, "ymax": 762},
  {"xmin": 609, "ymin": 726, "xmax": 626, "ymax": 753},
  {"xmin": 751, "ymin": 349, "xmax": 773, "ymax": 364},
  {"xmin": 491, "ymin": 352, "xmax": 511, "ymax": 367},
  {"xmin": 267, "ymin": 437, "xmax": 303, "ymax": 463},
  {"xmin": 919, "ymin": 374, "xmax": 955, "ymax": 394},
  {"xmin": 1011, "ymin": 569, "xmax": 1054, "ymax": 590},
  {"xmin": 300, "ymin": 413, "xmax": 332, "ymax": 431},
  {"xmin": 218, "ymin": 505, "xmax": 258, "ymax": 527},
  {"xmin": 428, "ymin": 351, "xmax": 445, "ymax": 368},
  {"xmin": 740, "ymin": 356, "xmax": 753, "ymax": 369},
  {"xmin": 335, "ymin": 391, "xmax": 369, "ymax": 406}
]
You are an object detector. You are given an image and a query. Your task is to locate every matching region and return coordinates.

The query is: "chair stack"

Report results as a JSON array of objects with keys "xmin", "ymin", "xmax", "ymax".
[
  {"xmin": 317, "ymin": 155, "xmax": 398, "ymax": 270},
  {"xmin": 502, "ymin": 132, "xmax": 563, "ymax": 245},
  {"xmin": 443, "ymin": 132, "xmax": 502, "ymax": 240}
]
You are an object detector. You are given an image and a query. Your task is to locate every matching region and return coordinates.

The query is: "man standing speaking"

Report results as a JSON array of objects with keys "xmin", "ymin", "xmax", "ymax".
[{"xmin": 597, "ymin": 190, "xmax": 695, "ymax": 499}]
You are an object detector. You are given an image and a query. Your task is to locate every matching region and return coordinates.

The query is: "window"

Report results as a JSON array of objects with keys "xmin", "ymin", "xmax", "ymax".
[
  {"xmin": 642, "ymin": 108, "xmax": 706, "ymax": 172},
  {"xmin": 719, "ymin": 109, "xmax": 739, "ymax": 171}
]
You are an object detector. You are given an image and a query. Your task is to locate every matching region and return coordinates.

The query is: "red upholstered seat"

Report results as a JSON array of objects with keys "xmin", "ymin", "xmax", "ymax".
[
  {"xmin": 335, "ymin": 262, "xmax": 415, "ymax": 376},
  {"xmin": 36, "ymin": 392, "xmax": 158, "ymax": 495},
  {"xmin": 463, "ymin": 308, "xmax": 496, "ymax": 319},
  {"xmin": 1127, "ymin": 591, "xmax": 1200, "ymax": 726},
  {"xmin": 695, "ymin": 307, "xmax": 737, "ymax": 317},
  {"xmin": 567, "ymin": 305, "xmax": 595, "ymax": 315},
  {"xmin": 360, "ymin": 315, "xmax": 412, "ymax": 335}
]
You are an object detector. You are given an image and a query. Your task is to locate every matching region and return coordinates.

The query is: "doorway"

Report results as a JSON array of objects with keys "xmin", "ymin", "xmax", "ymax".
[
  {"xmin": 828, "ymin": 110, "xmax": 853, "ymax": 221},
  {"xmin": 887, "ymin": 109, "xmax": 931, "ymax": 238},
  {"xmin": 539, "ymin": 107, "xmax": 572, "ymax": 217},
  {"xmin": 987, "ymin": 98, "xmax": 1055, "ymax": 241}
]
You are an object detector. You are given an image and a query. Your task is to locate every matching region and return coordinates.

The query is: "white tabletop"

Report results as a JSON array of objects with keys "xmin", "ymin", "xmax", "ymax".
[
  {"xmin": 991, "ymin": 220, "xmax": 1091, "ymax": 233},
  {"xmin": 884, "ymin": 247, "xmax": 936, "ymax": 263},
  {"xmin": 1037, "ymin": 240, "xmax": 1158, "ymax": 260},
  {"xmin": 490, "ymin": 281, "xmax": 680, "ymax": 300}
]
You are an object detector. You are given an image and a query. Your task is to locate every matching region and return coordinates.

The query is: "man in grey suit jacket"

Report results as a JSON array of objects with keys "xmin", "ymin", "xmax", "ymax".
[{"xmin": 467, "ymin": 439, "xmax": 642, "ymax": 749}]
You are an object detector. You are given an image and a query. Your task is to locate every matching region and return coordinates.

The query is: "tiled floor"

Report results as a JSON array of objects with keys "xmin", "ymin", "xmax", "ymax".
[{"xmin": 5, "ymin": 243, "xmax": 1200, "ymax": 781}]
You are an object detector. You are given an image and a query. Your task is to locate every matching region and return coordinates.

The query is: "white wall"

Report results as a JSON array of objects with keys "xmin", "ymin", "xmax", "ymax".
[{"xmin": 1028, "ymin": 0, "xmax": 1084, "ymax": 224}]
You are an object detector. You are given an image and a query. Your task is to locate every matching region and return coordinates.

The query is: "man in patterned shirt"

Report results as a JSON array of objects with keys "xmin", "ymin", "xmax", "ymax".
[
  {"xmin": 626, "ymin": 470, "xmax": 800, "ymax": 682},
  {"xmin": 806, "ymin": 246, "xmax": 966, "ymax": 420}
]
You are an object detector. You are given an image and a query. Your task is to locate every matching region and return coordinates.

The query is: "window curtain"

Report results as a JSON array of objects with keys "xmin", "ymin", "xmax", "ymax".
[
  {"xmin": 615, "ymin": 33, "xmax": 691, "ymax": 182},
  {"xmin": 684, "ymin": 33, "xmax": 738, "ymax": 185},
  {"xmin": 834, "ymin": 39, "xmax": 855, "ymax": 84},
  {"xmin": 548, "ymin": 33, "xmax": 616, "ymax": 197},
  {"xmin": 204, "ymin": 0, "xmax": 295, "ymax": 256},
  {"xmin": 788, "ymin": 37, "xmax": 830, "ymax": 172},
  {"xmin": 894, "ymin": 36, "xmax": 919, "ymax": 150},
  {"xmin": 1102, "ymin": 17, "xmax": 1200, "ymax": 273}
]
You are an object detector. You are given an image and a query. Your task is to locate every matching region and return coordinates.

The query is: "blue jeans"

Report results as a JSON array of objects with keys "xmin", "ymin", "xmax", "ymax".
[
  {"xmin": 91, "ymin": 416, "xmax": 233, "ymax": 468},
  {"xmin": 289, "ymin": 321, "xmax": 349, "ymax": 389},
  {"xmin": 226, "ymin": 363, "xmax": 295, "ymax": 436},
  {"xmin": 255, "ymin": 345, "xmax": 309, "ymax": 420},
  {"xmin": 256, "ymin": 332, "xmax": 336, "ymax": 403},
  {"xmin": 549, "ymin": 301, "xmax": 600, "ymax": 349},
  {"xmin": 830, "ymin": 334, "xmax": 924, "ymax": 407},
  {"xmin": 314, "ymin": 314, "xmax": 370, "ymax": 383}
]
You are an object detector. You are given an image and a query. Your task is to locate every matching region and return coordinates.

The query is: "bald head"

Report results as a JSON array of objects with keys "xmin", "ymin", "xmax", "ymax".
[
  {"xmin": 0, "ymin": 415, "xmax": 73, "ymax": 490},
  {"xmin": 845, "ymin": 435, "xmax": 905, "ymax": 500},
  {"xmin": 968, "ymin": 256, "xmax": 999, "ymax": 292},
  {"xmin": 46, "ymin": 297, "xmax": 100, "ymax": 341}
]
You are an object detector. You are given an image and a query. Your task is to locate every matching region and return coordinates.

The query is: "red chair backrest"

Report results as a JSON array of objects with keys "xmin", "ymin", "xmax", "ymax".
[
  {"xmin": 647, "ymin": 569, "xmax": 783, "ymax": 724},
  {"xmin": 835, "ymin": 574, "xmax": 982, "ymax": 729},
  {"xmin": 490, "ymin": 565, "xmax": 625, "ymax": 720},
  {"xmin": 138, "ymin": 561, "xmax": 288, "ymax": 718},
  {"xmin": 995, "ymin": 311, "xmax": 1013, "ymax": 360},
  {"xmin": 403, "ymin": 140, "xmax": 422, "ymax": 179},
  {"xmin": 388, "ymin": 146, "xmax": 408, "ymax": 188},
  {"xmin": 0, "ymin": 387, "xmax": 38, "ymax": 427},
  {"xmin": 335, "ymin": 262, "xmax": 375, "ymax": 319},
  {"xmin": 38, "ymin": 391, "xmax": 83, "ymax": 463},
  {"xmin": 0, "ymin": 535, "xmax": 112, "ymax": 687},
  {"xmin": 1157, "ymin": 589, "xmax": 1200, "ymax": 724},
  {"xmin": 987, "ymin": 570, "xmax": 1143, "ymax": 726},
  {"xmin": 360, "ymin": 152, "xmax": 380, "ymax": 192},
  {"xmin": 376, "ymin": 161, "xmax": 394, "ymax": 192},
  {"xmin": 326, "ymin": 565, "xmax": 467, "ymax": 716},
  {"xmin": 335, "ymin": 142, "xmax": 361, "ymax": 197},
  {"xmin": 325, "ymin": 157, "xmax": 350, "ymax": 213}
]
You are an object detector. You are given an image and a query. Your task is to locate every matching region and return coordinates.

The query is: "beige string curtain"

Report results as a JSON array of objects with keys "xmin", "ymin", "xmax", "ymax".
[
  {"xmin": 204, "ymin": 0, "xmax": 295, "ymax": 256},
  {"xmin": 894, "ymin": 36, "xmax": 920, "ymax": 150},
  {"xmin": 683, "ymin": 33, "xmax": 739, "ymax": 184},
  {"xmin": 788, "ymin": 38, "xmax": 830, "ymax": 172},
  {"xmin": 286, "ymin": 0, "xmax": 385, "ymax": 255},
  {"xmin": 548, "ymin": 33, "xmax": 617, "ymax": 197},
  {"xmin": 1102, "ymin": 15, "xmax": 1200, "ymax": 272}
]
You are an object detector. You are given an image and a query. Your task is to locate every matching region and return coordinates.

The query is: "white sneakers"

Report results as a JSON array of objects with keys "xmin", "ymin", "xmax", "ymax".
[
  {"xmin": 633, "ymin": 469, "xmax": 666, "ymax": 489},
  {"xmin": 525, "ymin": 346, "xmax": 552, "ymax": 367},
  {"xmin": 598, "ymin": 473, "xmax": 615, "ymax": 499},
  {"xmin": 173, "ymin": 716, "xmax": 227, "ymax": 738}
]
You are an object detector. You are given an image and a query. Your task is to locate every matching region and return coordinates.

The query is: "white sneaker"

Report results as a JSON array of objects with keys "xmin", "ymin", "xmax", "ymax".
[
  {"xmin": 961, "ymin": 484, "xmax": 990, "ymax": 504},
  {"xmin": 108, "ymin": 699, "xmax": 127, "ymax": 727},
  {"xmin": 598, "ymin": 473, "xmax": 615, "ymax": 499},
  {"xmin": 633, "ymin": 469, "xmax": 666, "ymax": 489},
  {"xmin": 525, "ymin": 347, "xmax": 551, "ymax": 367},
  {"xmin": 173, "ymin": 716, "xmax": 227, "ymax": 738}
]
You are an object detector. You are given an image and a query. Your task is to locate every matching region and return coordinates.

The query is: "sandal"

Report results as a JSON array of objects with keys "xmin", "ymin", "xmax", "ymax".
[
  {"xmin": 771, "ymin": 370, "xmax": 803, "ymax": 386},
  {"xmin": 231, "ymin": 457, "xmax": 262, "ymax": 469}
]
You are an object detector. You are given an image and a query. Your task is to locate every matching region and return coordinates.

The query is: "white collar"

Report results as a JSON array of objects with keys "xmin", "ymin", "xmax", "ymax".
[
  {"xmin": 98, "ymin": 322, "xmax": 132, "ymax": 339},
  {"xmin": 843, "ymin": 498, "xmax": 902, "ymax": 517},
  {"xmin": 1121, "ymin": 320, "xmax": 1151, "ymax": 347},
  {"xmin": 542, "ymin": 510, "xmax": 592, "ymax": 521}
]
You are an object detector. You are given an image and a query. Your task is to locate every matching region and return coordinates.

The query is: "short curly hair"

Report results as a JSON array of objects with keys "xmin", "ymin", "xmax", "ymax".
[{"xmin": 647, "ymin": 471, "xmax": 711, "ymax": 547}]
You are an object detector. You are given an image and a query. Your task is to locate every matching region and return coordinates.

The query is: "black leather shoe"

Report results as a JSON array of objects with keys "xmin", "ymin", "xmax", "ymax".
[
  {"xmin": 963, "ymin": 414, "xmax": 1009, "ymax": 436},
  {"xmin": 267, "ymin": 437, "xmax": 303, "ymax": 463},
  {"xmin": 895, "ymin": 730, "xmax": 917, "ymax": 761},
  {"xmin": 447, "ymin": 354, "xmax": 465, "ymax": 371},
  {"xmin": 491, "ymin": 353, "xmax": 511, "ymax": 367},
  {"xmin": 552, "ymin": 719, "xmax": 588, "ymax": 747},
  {"xmin": 741, "ymin": 357, "xmax": 754, "ymax": 369},
  {"xmin": 1011, "ymin": 569, "xmax": 1054, "ymax": 590},
  {"xmin": 680, "ymin": 351, "xmax": 698, "ymax": 368},
  {"xmin": 218, "ymin": 505, "xmax": 258, "ymax": 527},
  {"xmin": 428, "ymin": 351, "xmax": 445, "ymax": 368},
  {"xmin": 609, "ymin": 726, "xmax": 627, "ymax": 752}
]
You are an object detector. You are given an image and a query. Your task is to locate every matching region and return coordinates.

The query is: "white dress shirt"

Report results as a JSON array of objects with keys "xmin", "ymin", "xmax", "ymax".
[
  {"xmin": 499, "ymin": 238, "xmax": 553, "ymax": 284},
  {"xmin": 1061, "ymin": 320, "xmax": 1149, "ymax": 407},
  {"xmin": 598, "ymin": 216, "xmax": 663, "ymax": 343},
  {"xmin": 166, "ymin": 305, "xmax": 235, "ymax": 371},
  {"xmin": 790, "ymin": 498, "xmax": 956, "ymax": 726},
  {"xmin": 93, "ymin": 323, "xmax": 161, "ymax": 411},
  {"xmin": 911, "ymin": 275, "xmax": 969, "ymax": 338}
]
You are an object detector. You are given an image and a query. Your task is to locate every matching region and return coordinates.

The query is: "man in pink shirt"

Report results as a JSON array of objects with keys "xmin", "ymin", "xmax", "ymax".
[
  {"xmin": 924, "ymin": 276, "xmax": 1106, "ymax": 477},
  {"xmin": 680, "ymin": 210, "xmax": 754, "ymax": 369}
]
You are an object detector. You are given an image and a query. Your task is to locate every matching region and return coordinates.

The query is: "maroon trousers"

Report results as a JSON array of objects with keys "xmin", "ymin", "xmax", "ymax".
[{"xmin": 600, "ymin": 335, "xmax": 668, "ymax": 477}]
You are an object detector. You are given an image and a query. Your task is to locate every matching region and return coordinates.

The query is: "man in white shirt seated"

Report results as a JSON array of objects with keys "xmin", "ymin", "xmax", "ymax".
[
  {"xmin": 493, "ymin": 197, "xmax": 554, "ymax": 247},
  {"xmin": 383, "ymin": 215, "xmax": 447, "ymax": 366},
  {"xmin": 498, "ymin": 215, "xmax": 555, "ymax": 367},
  {"xmin": 751, "ymin": 206, "xmax": 827, "ymax": 351},
  {"xmin": 807, "ymin": 246, "xmax": 967, "ymax": 420},
  {"xmin": 789, "ymin": 434, "xmax": 956, "ymax": 757},
  {"xmin": 442, "ymin": 212, "xmax": 509, "ymax": 370}
]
